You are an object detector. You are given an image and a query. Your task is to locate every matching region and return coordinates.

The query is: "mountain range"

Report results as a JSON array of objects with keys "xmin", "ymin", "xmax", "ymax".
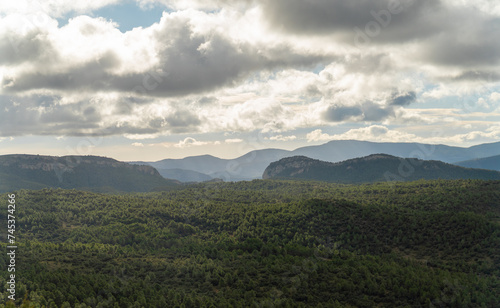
[
  {"xmin": 0, "ymin": 155, "xmax": 179, "ymax": 193},
  {"xmin": 2, "ymin": 140, "xmax": 499, "ymax": 190},
  {"xmin": 262, "ymin": 154, "xmax": 500, "ymax": 183},
  {"xmin": 131, "ymin": 140, "xmax": 500, "ymax": 182}
]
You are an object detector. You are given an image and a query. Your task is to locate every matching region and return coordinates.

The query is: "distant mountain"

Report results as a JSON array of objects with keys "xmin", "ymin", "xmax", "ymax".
[
  {"xmin": 454, "ymin": 155, "xmax": 500, "ymax": 171},
  {"xmin": 131, "ymin": 140, "xmax": 500, "ymax": 182},
  {"xmin": 156, "ymin": 168, "xmax": 212, "ymax": 183},
  {"xmin": 0, "ymin": 155, "xmax": 180, "ymax": 193},
  {"xmin": 291, "ymin": 140, "xmax": 500, "ymax": 163},
  {"xmin": 131, "ymin": 149, "xmax": 290, "ymax": 181},
  {"xmin": 262, "ymin": 154, "xmax": 500, "ymax": 183}
]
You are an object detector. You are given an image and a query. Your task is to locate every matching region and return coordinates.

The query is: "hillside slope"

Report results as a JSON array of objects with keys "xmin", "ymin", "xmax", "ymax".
[
  {"xmin": 263, "ymin": 154, "xmax": 500, "ymax": 183},
  {"xmin": 0, "ymin": 155, "xmax": 180, "ymax": 192}
]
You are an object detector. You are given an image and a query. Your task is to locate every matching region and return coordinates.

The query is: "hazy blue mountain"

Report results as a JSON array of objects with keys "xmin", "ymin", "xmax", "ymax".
[
  {"xmin": 262, "ymin": 154, "xmax": 500, "ymax": 183},
  {"xmin": 131, "ymin": 140, "xmax": 500, "ymax": 182},
  {"xmin": 132, "ymin": 149, "xmax": 290, "ymax": 181},
  {"xmin": 454, "ymin": 155, "xmax": 500, "ymax": 171},
  {"xmin": 0, "ymin": 155, "xmax": 180, "ymax": 193},
  {"xmin": 156, "ymin": 168, "xmax": 212, "ymax": 182}
]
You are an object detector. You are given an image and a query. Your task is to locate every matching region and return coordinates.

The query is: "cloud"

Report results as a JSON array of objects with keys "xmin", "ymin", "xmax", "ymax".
[
  {"xmin": 1, "ymin": 10, "xmax": 330, "ymax": 97},
  {"xmin": 225, "ymin": 138, "xmax": 243, "ymax": 143},
  {"xmin": 324, "ymin": 125, "xmax": 420, "ymax": 143},
  {"xmin": 322, "ymin": 101, "xmax": 396, "ymax": 123},
  {"xmin": 306, "ymin": 129, "xmax": 334, "ymax": 142},
  {"xmin": 391, "ymin": 91, "xmax": 417, "ymax": 106},
  {"xmin": 174, "ymin": 137, "xmax": 209, "ymax": 148},
  {"xmin": 261, "ymin": 0, "xmax": 444, "ymax": 42},
  {"xmin": 1, "ymin": 0, "xmax": 499, "ymax": 146},
  {"xmin": 490, "ymin": 92, "xmax": 500, "ymax": 101},
  {"xmin": 0, "ymin": 0, "xmax": 121, "ymax": 18},
  {"xmin": 269, "ymin": 135, "xmax": 297, "ymax": 141},
  {"xmin": 322, "ymin": 105, "xmax": 363, "ymax": 122},
  {"xmin": 131, "ymin": 142, "xmax": 144, "ymax": 147}
]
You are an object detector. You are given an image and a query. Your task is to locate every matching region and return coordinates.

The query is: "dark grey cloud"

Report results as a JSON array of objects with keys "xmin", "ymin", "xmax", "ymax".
[
  {"xmin": 260, "ymin": 0, "xmax": 500, "ymax": 69},
  {"xmin": 322, "ymin": 105, "xmax": 363, "ymax": 122},
  {"xmin": 261, "ymin": 0, "xmax": 444, "ymax": 42},
  {"xmin": 322, "ymin": 101, "xmax": 399, "ymax": 123},
  {"xmin": 417, "ymin": 18, "xmax": 500, "ymax": 68},
  {"xmin": 391, "ymin": 91, "xmax": 416, "ymax": 106}
]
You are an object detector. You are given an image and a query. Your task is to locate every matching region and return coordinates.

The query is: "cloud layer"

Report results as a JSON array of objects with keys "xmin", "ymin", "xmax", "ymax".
[{"xmin": 1, "ymin": 0, "xmax": 499, "ymax": 148}]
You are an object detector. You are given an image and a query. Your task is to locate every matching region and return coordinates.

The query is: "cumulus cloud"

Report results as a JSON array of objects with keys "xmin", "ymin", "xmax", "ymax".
[
  {"xmin": 490, "ymin": 92, "xmax": 500, "ymax": 101},
  {"xmin": 306, "ymin": 129, "xmax": 334, "ymax": 142},
  {"xmin": 1, "ymin": 10, "xmax": 330, "ymax": 97},
  {"xmin": 173, "ymin": 137, "xmax": 209, "ymax": 148}
]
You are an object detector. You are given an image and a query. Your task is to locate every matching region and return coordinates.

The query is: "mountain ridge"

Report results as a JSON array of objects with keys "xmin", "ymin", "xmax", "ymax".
[
  {"xmin": 131, "ymin": 140, "xmax": 500, "ymax": 181},
  {"xmin": 262, "ymin": 154, "xmax": 500, "ymax": 183},
  {"xmin": 0, "ymin": 154, "xmax": 180, "ymax": 192}
]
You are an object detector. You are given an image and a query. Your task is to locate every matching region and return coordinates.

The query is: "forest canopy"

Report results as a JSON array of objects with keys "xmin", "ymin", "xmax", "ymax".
[{"xmin": 1, "ymin": 179, "xmax": 499, "ymax": 307}]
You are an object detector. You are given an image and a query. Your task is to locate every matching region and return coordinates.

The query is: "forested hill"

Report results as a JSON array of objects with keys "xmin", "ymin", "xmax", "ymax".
[
  {"xmin": 263, "ymin": 154, "xmax": 500, "ymax": 183},
  {"xmin": 0, "ymin": 154, "xmax": 180, "ymax": 192}
]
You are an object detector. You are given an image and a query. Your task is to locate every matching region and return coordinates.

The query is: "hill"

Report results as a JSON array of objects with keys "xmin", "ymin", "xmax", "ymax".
[
  {"xmin": 263, "ymin": 154, "xmax": 500, "ymax": 183},
  {"xmin": 131, "ymin": 140, "xmax": 500, "ymax": 182},
  {"xmin": 455, "ymin": 154, "xmax": 500, "ymax": 171},
  {"xmin": 0, "ymin": 154, "xmax": 180, "ymax": 192}
]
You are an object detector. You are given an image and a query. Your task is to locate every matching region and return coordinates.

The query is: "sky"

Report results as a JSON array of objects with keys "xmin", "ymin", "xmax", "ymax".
[{"xmin": 1, "ymin": 0, "xmax": 500, "ymax": 161}]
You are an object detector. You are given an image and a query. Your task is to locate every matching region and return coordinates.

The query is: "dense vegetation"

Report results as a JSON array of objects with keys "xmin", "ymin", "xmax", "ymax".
[
  {"xmin": 0, "ymin": 155, "xmax": 179, "ymax": 193},
  {"xmin": 263, "ymin": 155, "xmax": 500, "ymax": 183},
  {"xmin": 1, "ymin": 179, "xmax": 500, "ymax": 307}
]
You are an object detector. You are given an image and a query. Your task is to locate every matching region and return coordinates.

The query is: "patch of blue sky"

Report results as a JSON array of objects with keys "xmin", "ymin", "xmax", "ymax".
[{"xmin": 57, "ymin": 0, "xmax": 167, "ymax": 32}]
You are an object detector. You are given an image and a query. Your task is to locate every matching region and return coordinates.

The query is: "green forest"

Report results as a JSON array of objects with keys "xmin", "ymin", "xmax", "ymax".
[{"xmin": 1, "ymin": 179, "xmax": 499, "ymax": 307}]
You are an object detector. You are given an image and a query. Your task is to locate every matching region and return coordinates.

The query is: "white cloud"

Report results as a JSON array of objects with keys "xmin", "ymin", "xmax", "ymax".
[
  {"xmin": 269, "ymin": 135, "xmax": 297, "ymax": 141},
  {"xmin": 132, "ymin": 142, "xmax": 144, "ymax": 147},
  {"xmin": 329, "ymin": 125, "xmax": 419, "ymax": 142},
  {"xmin": 0, "ymin": 0, "xmax": 121, "ymax": 18},
  {"xmin": 225, "ymin": 138, "xmax": 243, "ymax": 143},
  {"xmin": 306, "ymin": 129, "xmax": 334, "ymax": 142},
  {"xmin": 174, "ymin": 137, "xmax": 209, "ymax": 148},
  {"xmin": 490, "ymin": 92, "xmax": 500, "ymax": 101}
]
